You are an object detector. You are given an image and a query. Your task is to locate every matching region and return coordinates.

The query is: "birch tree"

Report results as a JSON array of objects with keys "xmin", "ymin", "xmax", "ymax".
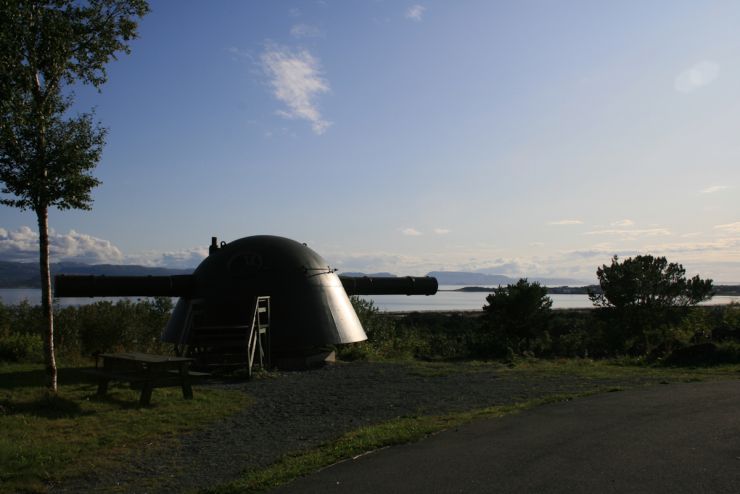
[{"xmin": 0, "ymin": 0, "xmax": 149, "ymax": 391}]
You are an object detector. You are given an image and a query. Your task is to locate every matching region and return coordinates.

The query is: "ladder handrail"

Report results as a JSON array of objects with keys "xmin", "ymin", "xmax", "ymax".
[{"xmin": 247, "ymin": 296, "xmax": 270, "ymax": 377}]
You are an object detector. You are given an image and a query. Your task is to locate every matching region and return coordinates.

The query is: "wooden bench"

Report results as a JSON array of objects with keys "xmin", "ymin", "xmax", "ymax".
[{"xmin": 88, "ymin": 352, "xmax": 199, "ymax": 406}]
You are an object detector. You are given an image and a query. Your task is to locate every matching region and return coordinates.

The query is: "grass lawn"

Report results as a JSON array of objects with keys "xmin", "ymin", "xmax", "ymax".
[
  {"xmin": 4, "ymin": 359, "xmax": 739, "ymax": 494},
  {"xmin": 0, "ymin": 362, "xmax": 250, "ymax": 494}
]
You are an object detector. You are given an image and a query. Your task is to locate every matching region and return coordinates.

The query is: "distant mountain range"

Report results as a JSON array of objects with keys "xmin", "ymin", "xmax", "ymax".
[
  {"xmin": 425, "ymin": 271, "xmax": 589, "ymax": 287},
  {"xmin": 338, "ymin": 272, "xmax": 397, "ymax": 278},
  {"xmin": 0, "ymin": 261, "xmax": 191, "ymax": 288}
]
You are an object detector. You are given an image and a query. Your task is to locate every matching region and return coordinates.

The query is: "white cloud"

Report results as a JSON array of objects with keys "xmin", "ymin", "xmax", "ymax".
[
  {"xmin": 714, "ymin": 222, "xmax": 740, "ymax": 234},
  {"xmin": 290, "ymin": 23, "xmax": 322, "ymax": 39},
  {"xmin": 548, "ymin": 219, "xmax": 583, "ymax": 226},
  {"xmin": 0, "ymin": 226, "xmax": 210, "ymax": 269},
  {"xmin": 261, "ymin": 44, "xmax": 331, "ymax": 134},
  {"xmin": 324, "ymin": 236, "xmax": 740, "ymax": 282},
  {"xmin": 405, "ymin": 4, "xmax": 426, "ymax": 21},
  {"xmin": 611, "ymin": 219, "xmax": 634, "ymax": 227},
  {"xmin": 583, "ymin": 228, "xmax": 671, "ymax": 237},
  {"xmin": 127, "ymin": 247, "xmax": 208, "ymax": 270},
  {"xmin": 0, "ymin": 226, "xmax": 124, "ymax": 264},
  {"xmin": 401, "ymin": 227, "xmax": 422, "ymax": 236},
  {"xmin": 643, "ymin": 238, "xmax": 740, "ymax": 255},
  {"xmin": 433, "ymin": 228, "xmax": 450, "ymax": 235},
  {"xmin": 700, "ymin": 185, "xmax": 730, "ymax": 194},
  {"xmin": 674, "ymin": 61, "xmax": 720, "ymax": 93}
]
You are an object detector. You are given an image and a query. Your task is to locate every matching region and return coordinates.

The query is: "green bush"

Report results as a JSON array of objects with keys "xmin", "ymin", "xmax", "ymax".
[
  {"xmin": 2, "ymin": 294, "xmax": 737, "ymax": 364},
  {"xmin": 0, "ymin": 297, "xmax": 174, "ymax": 362},
  {"xmin": 589, "ymin": 255, "xmax": 714, "ymax": 355},
  {"xmin": 707, "ymin": 303, "xmax": 740, "ymax": 341},
  {"xmin": 480, "ymin": 279, "xmax": 553, "ymax": 357},
  {"xmin": 547, "ymin": 310, "xmax": 603, "ymax": 357},
  {"xmin": 341, "ymin": 298, "xmax": 442, "ymax": 360},
  {"xmin": 0, "ymin": 330, "xmax": 43, "ymax": 362}
]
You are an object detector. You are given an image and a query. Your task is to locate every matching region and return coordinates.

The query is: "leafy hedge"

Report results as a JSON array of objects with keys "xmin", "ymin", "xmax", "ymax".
[
  {"xmin": 341, "ymin": 297, "xmax": 740, "ymax": 363},
  {"xmin": 1, "ymin": 295, "xmax": 738, "ymax": 365},
  {"xmin": 0, "ymin": 297, "xmax": 173, "ymax": 362}
]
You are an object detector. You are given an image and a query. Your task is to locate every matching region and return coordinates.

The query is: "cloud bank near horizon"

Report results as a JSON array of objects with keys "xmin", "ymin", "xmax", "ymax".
[
  {"xmin": 1, "ymin": 225, "xmax": 738, "ymax": 283},
  {"xmin": 0, "ymin": 227, "xmax": 124, "ymax": 265},
  {"xmin": 0, "ymin": 226, "xmax": 207, "ymax": 269}
]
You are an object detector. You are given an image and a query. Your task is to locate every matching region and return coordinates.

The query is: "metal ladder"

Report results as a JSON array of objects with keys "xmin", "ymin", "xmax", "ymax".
[{"xmin": 247, "ymin": 296, "xmax": 271, "ymax": 378}]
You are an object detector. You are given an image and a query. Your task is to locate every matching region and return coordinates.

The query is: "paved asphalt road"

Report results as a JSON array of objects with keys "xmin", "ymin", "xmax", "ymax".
[{"xmin": 273, "ymin": 380, "xmax": 740, "ymax": 493}]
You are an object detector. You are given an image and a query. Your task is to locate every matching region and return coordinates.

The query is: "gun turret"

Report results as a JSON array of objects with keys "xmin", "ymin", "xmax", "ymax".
[{"xmin": 54, "ymin": 235, "xmax": 437, "ymax": 366}]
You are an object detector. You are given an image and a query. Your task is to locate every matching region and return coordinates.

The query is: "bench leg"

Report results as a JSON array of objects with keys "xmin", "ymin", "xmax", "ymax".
[
  {"xmin": 180, "ymin": 365, "xmax": 193, "ymax": 400},
  {"xmin": 181, "ymin": 381, "xmax": 193, "ymax": 400},
  {"xmin": 96, "ymin": 378, "xmax": 110, "ymax": 396},
  {"xmin": 139, "ymin": 381, "xmax": 154, "ymax": 406}
]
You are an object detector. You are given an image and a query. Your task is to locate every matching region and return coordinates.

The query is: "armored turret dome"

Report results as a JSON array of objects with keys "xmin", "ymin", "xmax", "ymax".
[{"xmin": 163, "ymin": 235, "xmax": 367, "ymax": 354}]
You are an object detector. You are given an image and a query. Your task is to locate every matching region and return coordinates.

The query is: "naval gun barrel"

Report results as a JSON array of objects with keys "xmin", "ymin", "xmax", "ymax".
[
  {"xmin": 339, "ymin": 276, "xmax": 437, "ymax": 296},
  {"xmin": 59, "ymin": 274, "xmax": 438, "ymax": 297},
  {"xmin": 54, "ymin": 275, "xmax": 196, "ymax": 297},
  {"xmin": 54, "ymin": 274, "xmax": 437, "ymax": 297}
]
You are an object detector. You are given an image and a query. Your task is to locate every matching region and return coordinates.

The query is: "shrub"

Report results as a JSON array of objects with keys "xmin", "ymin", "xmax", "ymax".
[
  {"xmin": 0, "ymin": 330, "xmax": 43, "ymax": 362},
  {"xmin": 481, "ymin": 279, "xmax": 553, "ymax": 357},
  {"xmin": 0, "ymin": 297, "xmax": 174, "ymax": 361},
  {"xmin": 589, "ymin": 255, "xmax": 714, "ymax": 355}
]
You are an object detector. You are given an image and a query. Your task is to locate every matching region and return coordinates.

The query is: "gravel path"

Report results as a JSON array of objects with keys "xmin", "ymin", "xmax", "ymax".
[{"xmin": 51, "ymin": 361, "xmax": 669, "ymax": 493}]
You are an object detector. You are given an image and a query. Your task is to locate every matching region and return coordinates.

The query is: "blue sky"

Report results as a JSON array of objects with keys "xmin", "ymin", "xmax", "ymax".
[{"xmin": 1, "ymin": 0, "xmax": 739, "ymax": 282}]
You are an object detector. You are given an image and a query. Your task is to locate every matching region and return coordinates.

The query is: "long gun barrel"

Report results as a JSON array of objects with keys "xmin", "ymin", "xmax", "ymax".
[
  {"xmin": 339, "ymin": 276, "xmax": 437, "ymax": 296},
  {"xmin": 54, "ymin": 275, "xmax": 196, "ymax": 297},
  {"xmin": 54, "ymin": 274, "xmax": 437, "ymax": 297}
]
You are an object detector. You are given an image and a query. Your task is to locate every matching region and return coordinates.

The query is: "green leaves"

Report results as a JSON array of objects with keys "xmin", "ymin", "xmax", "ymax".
[
  {"xmin": 590, "ymin": 255, "xmax": 714, "ymax": 310},
  {"xmin": 0, "ymin": 0, "xmax": 149, "ymax": 392},
  {"xmin": 0, "ymin": 0, "xmax": 148, "ymax": 211},
  {"xmin": 588, "ymin": 255, "xmax": 715, "ymax": 355},
  {"xmin": 482, "ymin": 279, "xmax": 553, "ymax": 355}
]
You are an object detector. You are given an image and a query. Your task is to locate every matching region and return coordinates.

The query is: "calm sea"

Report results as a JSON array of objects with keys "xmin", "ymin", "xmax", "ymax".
[{"xmin": 0, "ymin": 287, "xmax": 737, "ymax": 312}]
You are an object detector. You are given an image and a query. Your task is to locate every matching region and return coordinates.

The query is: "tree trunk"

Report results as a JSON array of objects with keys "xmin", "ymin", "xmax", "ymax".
[{"xmin": 37, "ymin": 206, "xmax": 57, "ymax": 392}]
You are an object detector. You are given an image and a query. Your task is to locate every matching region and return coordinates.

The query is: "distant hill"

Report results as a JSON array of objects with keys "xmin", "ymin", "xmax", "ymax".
[
  {"xmin": 426, "ymin": 271, "xmax": 516, "ymax": 286},
  {"xmin": 339, "ymin": 272, "xmax": 397, "ymax": 278},
  {"xmin": 426, "ymin": 271, "xmax": 588, "ymax": 286},
  {"xmin": 0, "ymin": 261, "xmax": 192, "ymax": 288}
]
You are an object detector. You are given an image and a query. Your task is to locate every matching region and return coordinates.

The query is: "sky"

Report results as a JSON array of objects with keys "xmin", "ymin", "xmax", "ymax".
[{"xmin": 1, "ymin": 0, "xmax": 739, "ymax": 283}]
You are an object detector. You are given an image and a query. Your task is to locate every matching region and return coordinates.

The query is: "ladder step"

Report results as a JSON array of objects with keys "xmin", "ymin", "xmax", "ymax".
[{"xmin": 194, "ymin": 325, "xmax": 251, "ymax": 330}]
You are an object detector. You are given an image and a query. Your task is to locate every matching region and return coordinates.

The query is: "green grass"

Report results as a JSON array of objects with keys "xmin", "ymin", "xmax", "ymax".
[
  {"xmin": 6, "ymin": 359, "xmax": 739, "ymax": 493},
  {"xmin": 0, "ymin": 362, "xmax": 250, "ymax": 494},
  {"xmin": 498, "ymin": 357, "xmax": 740, "ymax": 381},
  {"xmin": 400, "ymin": 356, "xmax": 740, "ymax": 380}
]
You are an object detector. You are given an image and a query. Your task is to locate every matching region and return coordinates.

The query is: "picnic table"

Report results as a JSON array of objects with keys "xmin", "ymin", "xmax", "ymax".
[{"xmin": 89, "ymin": 352, "xmax": 196, "ymax": 406}]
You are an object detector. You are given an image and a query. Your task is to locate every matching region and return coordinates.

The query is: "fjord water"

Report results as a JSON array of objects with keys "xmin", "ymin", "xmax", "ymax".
[{"xmin": 1, "ymin": 287, "xmax": 737, "ymax": 312}]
